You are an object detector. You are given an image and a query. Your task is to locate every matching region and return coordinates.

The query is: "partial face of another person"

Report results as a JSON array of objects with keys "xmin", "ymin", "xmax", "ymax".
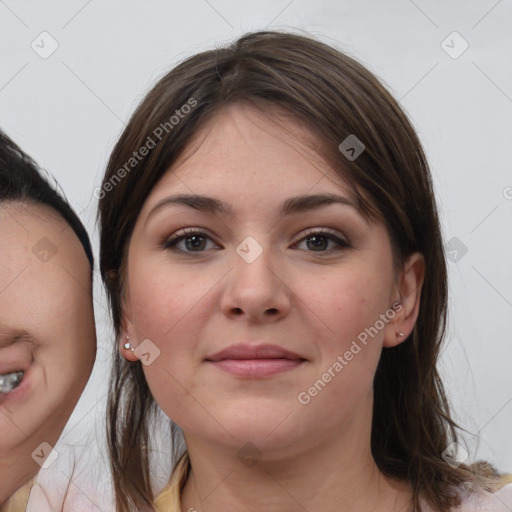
[
  {"xmin": 122, "ymin": 103, "xmax": 423, "ymax": 459},
  {"xmin": 0, "ymin": 201, "xmax": 96, "ymax": 498}
]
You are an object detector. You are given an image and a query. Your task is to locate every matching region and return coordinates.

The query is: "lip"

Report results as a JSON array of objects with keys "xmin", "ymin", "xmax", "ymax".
[
  {"xmin": 206, "ymin": 343, "xmax": 304, "ymax": 361},
  {"xmin": 205, "ymin": 343, "xmax": 306, "ymax": 378}
]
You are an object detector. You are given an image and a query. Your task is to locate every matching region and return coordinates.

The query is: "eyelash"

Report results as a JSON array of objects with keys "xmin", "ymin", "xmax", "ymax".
[{"xmin": 163, "ymin": 227, "xmax": 350, "ymax": 254}]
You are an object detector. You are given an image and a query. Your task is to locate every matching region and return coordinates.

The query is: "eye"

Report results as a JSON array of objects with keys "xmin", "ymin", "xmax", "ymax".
[
  {"xmin": 163, "ymin": 227, "xmax": 350, "ymax": 255},
  {"xmin": 294, "ymin": 228, "xmax": 350, "ymax": 253},
  {"xmin": 0, "ymin": 371, "xmax": 24, "ymax": 393},
  {"xmin": 163, "ymin": 228, "xmax": 219, "ymax": 253}
]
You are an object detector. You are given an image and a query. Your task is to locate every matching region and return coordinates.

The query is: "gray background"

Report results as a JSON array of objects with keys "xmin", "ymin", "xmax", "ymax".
[{"xmin": 1, "ymin": 0, "xmax": 511, "ymax": 504}]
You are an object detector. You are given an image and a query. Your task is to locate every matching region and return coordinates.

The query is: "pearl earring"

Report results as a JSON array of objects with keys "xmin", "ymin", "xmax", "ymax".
[
  {"xmin": 397, "ymin": 332, "xmax": 404, "ymax": 338},
  {"xmin": 124, "ymin": 336, "xmax": 134, "ymax": 351}
]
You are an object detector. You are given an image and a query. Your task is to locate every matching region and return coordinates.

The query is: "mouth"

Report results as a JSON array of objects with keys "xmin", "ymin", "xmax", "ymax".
[{"xmin": 205, "ymin": 344, "xmax": 307, "ymax": 378}]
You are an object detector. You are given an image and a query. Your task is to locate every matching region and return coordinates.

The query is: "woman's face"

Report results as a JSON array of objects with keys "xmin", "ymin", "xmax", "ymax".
[
  {"xmin": 0, "ymin": 202, "xmax": 96, "ymax": 491},
  {"xmin": 123, "ymin": 103, "xmax": 423, "ymax": 458}
]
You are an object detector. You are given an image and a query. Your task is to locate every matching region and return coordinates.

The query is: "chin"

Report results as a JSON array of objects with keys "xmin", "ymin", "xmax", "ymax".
[{"xmin": 194, "ymin": 408, "xmax": 305, "ymax": 454}]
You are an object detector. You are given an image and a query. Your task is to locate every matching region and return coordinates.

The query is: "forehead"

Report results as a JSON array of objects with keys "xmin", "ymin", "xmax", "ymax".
[
  {"xmin": 0, "ymin": 201, "xmax": 92, "ymax": 330},
  {"xmin": 0, "ymin": 201, "xmax": 88, "ymax": 269},
  {"xmin": 144, "ymin": 103, "xmax": 356, "ymax": 210},
  {"xmin": 1, "ymin": 200, "xmax": 64, "ymax": 231}
]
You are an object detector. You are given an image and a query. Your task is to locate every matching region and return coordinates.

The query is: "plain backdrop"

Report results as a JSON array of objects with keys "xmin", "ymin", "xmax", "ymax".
[{"xmin": 1, "ymin": 0, "xmax": 511, "ymax": 508}]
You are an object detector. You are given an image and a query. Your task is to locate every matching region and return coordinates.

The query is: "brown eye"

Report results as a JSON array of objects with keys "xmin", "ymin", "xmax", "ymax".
[
  {"xmin": 295, "ymin": 229, "xmax": 350, "ymax": 253},
  {"xmin": 164, "ymin": 228, "xmax": 218, "ymax": 253},
  {"xmin": 182, "ymin": 234, "xmax": 207, "ymax": 251},
  {"xmin": 305, "ymin": 235, "xmax": 330, "ymax": 251}
]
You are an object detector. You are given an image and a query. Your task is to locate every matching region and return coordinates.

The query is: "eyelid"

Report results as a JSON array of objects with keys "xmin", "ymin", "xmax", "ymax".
[
  {"xmin": 0, "ymin": 343, "xmax": 33, "ymax": 374},
  {"xmin": 295, "ymin": 226, "xmax": 350, "ymax": 245}
]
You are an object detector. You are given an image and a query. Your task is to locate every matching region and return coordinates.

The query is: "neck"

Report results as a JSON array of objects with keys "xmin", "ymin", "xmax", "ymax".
[{"xmin": 180, "ymin": 408, "xmax": 412, "ymax": 512}]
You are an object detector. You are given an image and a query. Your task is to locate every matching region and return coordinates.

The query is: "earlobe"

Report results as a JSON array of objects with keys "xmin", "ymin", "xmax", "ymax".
[
  {"xmin": 383, "ymin": 316, "xmax": 407, "ymax": 348},
  {"xmin": 120, "ymin": 334, "xmax": 138, "ymax": 362},
  {"xmin": 383, "ymin": 252, "xmax": 425, "ymax": 348}
]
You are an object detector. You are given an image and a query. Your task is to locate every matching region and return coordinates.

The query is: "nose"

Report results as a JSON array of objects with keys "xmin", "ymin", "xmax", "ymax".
[{"xmin": 220, "ymin": 239, "xmax": 291, "ymax": 324}]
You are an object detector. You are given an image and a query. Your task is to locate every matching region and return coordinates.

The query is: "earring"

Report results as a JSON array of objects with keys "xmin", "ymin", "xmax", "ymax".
[
  {"xmin": 123, "ymin": 336, "xmax": 134, "ymax": 351},
  {"xmin": 397, "ymin": 332, "xmax": 404, "ymax": 338}
]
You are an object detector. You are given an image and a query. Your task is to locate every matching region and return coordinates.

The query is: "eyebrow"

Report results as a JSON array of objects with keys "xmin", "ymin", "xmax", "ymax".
[
  {"xmin": 146, "ymin": 193, "xmax": 363, "ymax": 224},
  {"xmin": 0, "ymin": 327, "xmax": 35, "ymax": 348}
]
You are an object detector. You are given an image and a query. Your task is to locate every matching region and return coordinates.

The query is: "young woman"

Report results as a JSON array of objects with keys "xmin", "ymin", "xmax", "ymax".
[
  {"xmin": 0, "ymin": 130, "xmax": 97, "ymax": 511},
  {"xmin": 99, "ymin": 31, "xmax": 512, "ymax": 512}
]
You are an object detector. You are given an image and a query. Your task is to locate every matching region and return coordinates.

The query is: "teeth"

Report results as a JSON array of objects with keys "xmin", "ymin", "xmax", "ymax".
[{"xmin": 0, "ymin": 371, "xmax": 24, "ymax": 393}]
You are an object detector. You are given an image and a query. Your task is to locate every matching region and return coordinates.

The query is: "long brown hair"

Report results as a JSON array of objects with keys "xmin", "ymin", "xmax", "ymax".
[{"xmin": 99, "ymin": 30, "xmax": 502, "ymax": 511}]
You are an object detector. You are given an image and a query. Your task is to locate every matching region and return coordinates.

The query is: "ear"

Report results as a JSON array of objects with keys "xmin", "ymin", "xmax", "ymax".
[
  {"xmin": 119, "ymin": 291, "xmax": 139, "ymax": 362},
  {"xmin": 383, "ymin": 252, "xmax": 425, "ymax": 348}
]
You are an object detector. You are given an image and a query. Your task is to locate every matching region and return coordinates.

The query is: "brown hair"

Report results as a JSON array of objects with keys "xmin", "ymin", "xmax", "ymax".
[{"xmin": 99, "ymin": 30, "xmax": 502, "ymax": 511}]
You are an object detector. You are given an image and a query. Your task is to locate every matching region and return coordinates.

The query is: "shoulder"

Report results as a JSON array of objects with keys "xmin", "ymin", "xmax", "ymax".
[
  {"xmin": 452, "ymin": 476, "xmax": 512, "ymax": 512},
  {"xmin": 25, "ymin": 440, "xmax": 115, "ymax": 512}
]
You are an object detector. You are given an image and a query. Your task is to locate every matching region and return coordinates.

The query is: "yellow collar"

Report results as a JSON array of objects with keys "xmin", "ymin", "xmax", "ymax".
[
  {"xmin": 154, "ymin": 452, "xmax": 191, "ymax": 512},
  {"xmin": 0, "ymin": 477, "xmax": 37, "ymax": 512},
  {"xmin": 152, "ymin": 455, "xmax": 512, "ymax": 512}
]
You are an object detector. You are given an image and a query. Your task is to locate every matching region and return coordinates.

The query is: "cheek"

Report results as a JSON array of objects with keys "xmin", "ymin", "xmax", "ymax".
[
  {"xmin": 127, "ymin": 260, "xmax": 226, "ymax": 426},
  {"xmin": 294, "ymin": 275, "xmax": 386, "ymax": 424},
  {"xmin": 295, "ymin": 266, "xmax": 393, "ymax": 419},
  {"xmin": 301, "ymin": 265, "xmax": 388, "ymax": 348},
  {"xmin": 2, "ymin": 280, "xmax": 95, "ymax": 432},
  {"xmin": 33, "ymin": 272, "xmax": 95, "ymax": 365},
  {"xmin": 128, "ymin": 256, "xmax": 214, "ymax": 340},
  {"xmin": 128, "ymin": 262, "xmax": 202, "ymax": 394}
]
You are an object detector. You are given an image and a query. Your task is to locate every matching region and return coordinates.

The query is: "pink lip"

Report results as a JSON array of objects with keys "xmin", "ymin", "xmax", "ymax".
[
  {"xmin": 205, "ymin": 344, "xmax": 306, "ymax": 378},
  {"xmin": 206, "ymin": 343, "xmax": 304, "ymax": 361}
]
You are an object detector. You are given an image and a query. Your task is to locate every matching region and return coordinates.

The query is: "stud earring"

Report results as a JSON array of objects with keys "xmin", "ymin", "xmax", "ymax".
[
  {"xmin": 397, "ymin": 332, "xmax": 404, "ymax": 338},
  {"xmin": 123, "ymin": 336, "xmax": 134, "ymax": 351}
]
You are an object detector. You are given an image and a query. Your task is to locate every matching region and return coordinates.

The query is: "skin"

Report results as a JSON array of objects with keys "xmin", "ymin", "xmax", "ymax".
[
  {"xmin": 122, "ymin": 103, "xmax": 425, "ymax": 512},
  {"xmin": 0, "ymin": 201, "xmax": 96, "ymax": 506}
]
